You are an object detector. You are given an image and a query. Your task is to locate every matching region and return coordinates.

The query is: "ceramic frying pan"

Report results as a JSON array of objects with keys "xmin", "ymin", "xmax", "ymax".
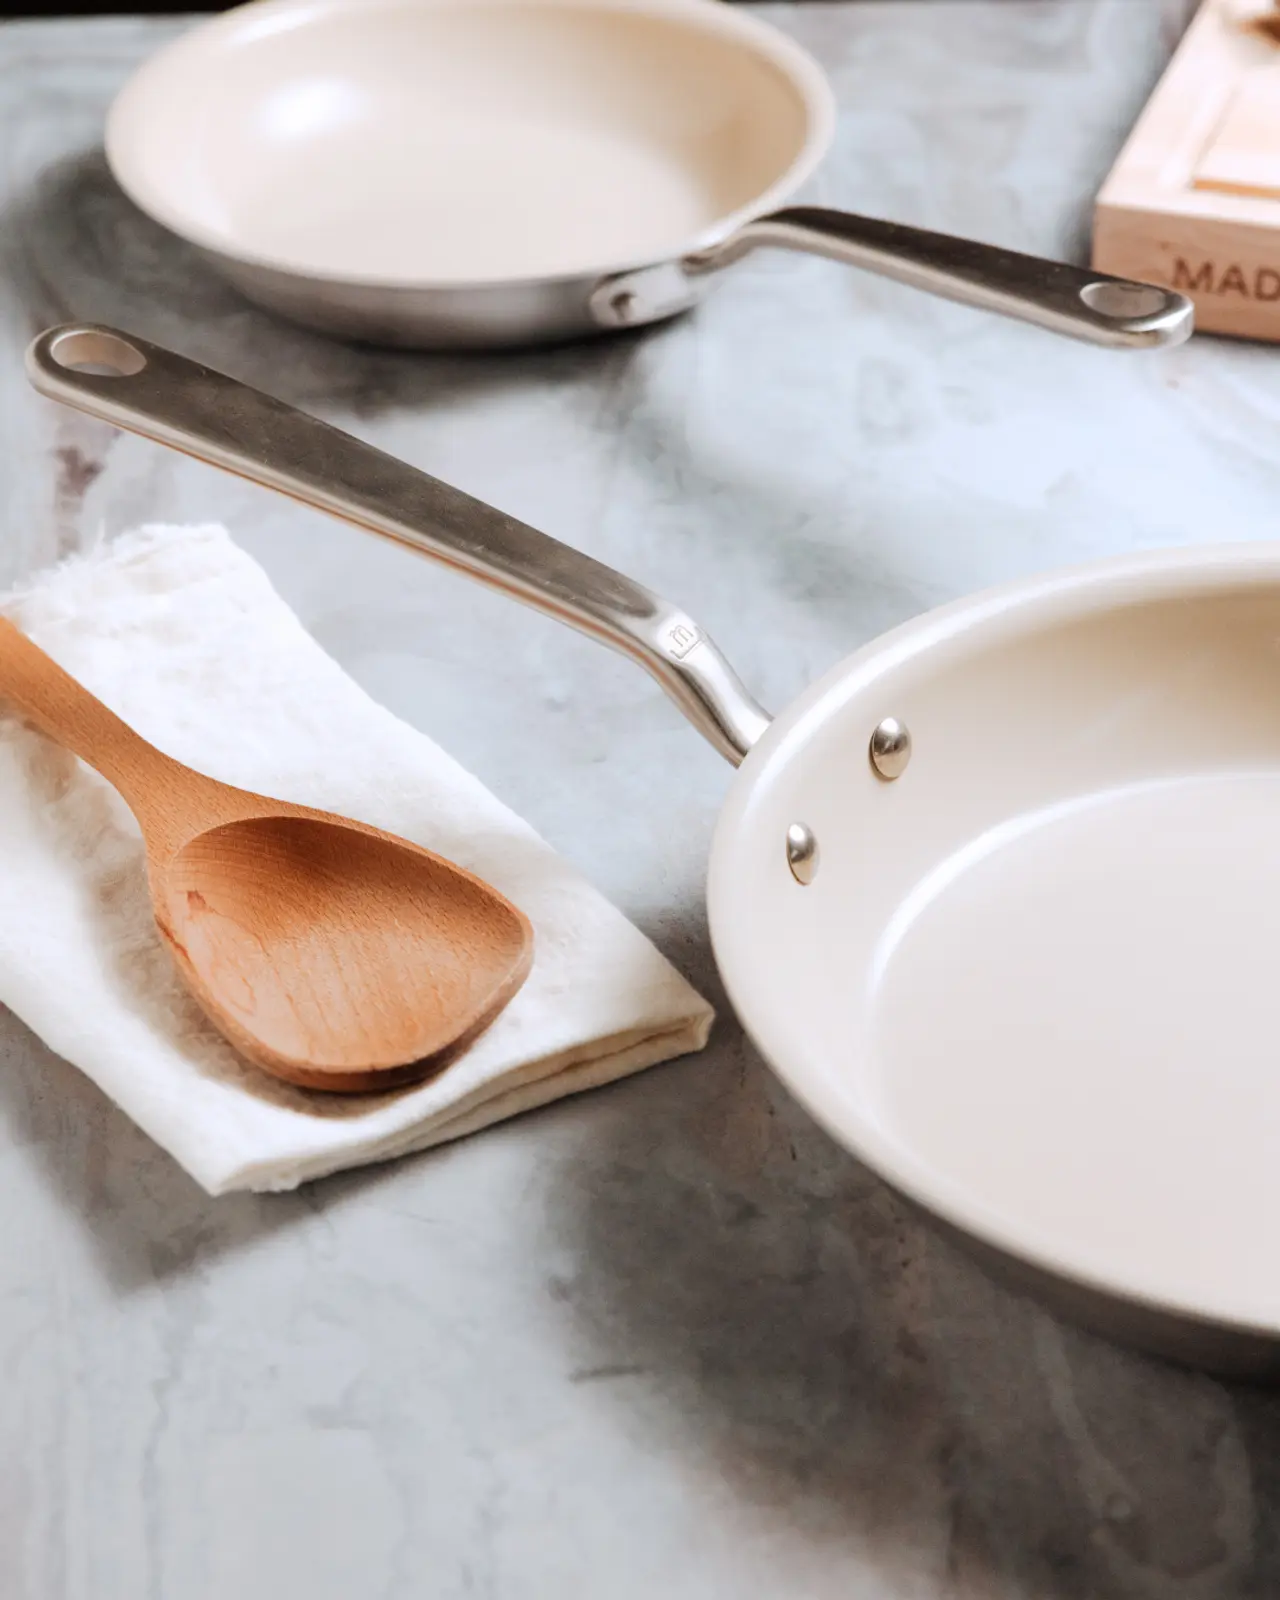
[
  {"xmin": 31, "ymin": 325, "xmax": 1280, "ymax": 1376},
  {"xmin": 106, "ymin": 0, "xmax": 1193, "ymax": 350}
]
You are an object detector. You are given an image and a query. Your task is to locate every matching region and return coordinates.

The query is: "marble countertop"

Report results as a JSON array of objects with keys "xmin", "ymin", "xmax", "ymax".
[{"xmin": 6, "ymin": 3, "xmax": 1280, "ymax": 1596}]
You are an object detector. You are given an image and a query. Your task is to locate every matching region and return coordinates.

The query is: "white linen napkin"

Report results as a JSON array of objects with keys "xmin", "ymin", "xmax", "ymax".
[{"xmin": 0, "ymin": 525, "xmax": 713, "ymax": 1194}]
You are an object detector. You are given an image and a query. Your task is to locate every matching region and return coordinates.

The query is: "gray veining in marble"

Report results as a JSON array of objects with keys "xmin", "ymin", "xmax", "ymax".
[{"xmin": 7, "ymin": 2, "xmax": 1280, "ymax": 1595}]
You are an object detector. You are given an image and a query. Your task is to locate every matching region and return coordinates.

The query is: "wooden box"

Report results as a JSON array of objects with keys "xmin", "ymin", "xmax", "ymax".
[{"xmin": 1094, "ymin": 0, "xmax": 1280, "ymax": 340}]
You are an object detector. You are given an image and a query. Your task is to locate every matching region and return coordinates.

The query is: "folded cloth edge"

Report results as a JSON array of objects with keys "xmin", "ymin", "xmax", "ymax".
[{"xmin": 228, "ymin": 1014, "xmax": 713, "ymax": 1194}]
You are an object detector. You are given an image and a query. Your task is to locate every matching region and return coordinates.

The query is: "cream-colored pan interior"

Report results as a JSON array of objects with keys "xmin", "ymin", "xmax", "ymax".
[
  {"xmin": 710, "ymin": 549, "xmax": 1280, "ymax": 1337},
  {"xmin": 106, "ymin": 0, "xmax": 828, "ymax": 286}
]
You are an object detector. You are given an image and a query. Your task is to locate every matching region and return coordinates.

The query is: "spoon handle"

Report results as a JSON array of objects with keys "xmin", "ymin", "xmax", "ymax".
[{"xmin": 0, "ymin": 617, "xmax": 170, "ymax": 809}]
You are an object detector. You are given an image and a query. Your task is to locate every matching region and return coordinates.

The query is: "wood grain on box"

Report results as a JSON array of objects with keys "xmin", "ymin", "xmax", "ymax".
[{"xmin": 1094, "ymin": 0, "xmax": 1280, "ymax": 339}]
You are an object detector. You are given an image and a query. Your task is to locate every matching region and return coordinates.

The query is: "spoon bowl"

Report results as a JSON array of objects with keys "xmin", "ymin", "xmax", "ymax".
[
  {"xmin": 161, "ymin": 814, "xmax": 534, "ymax": 1090},
  {"xmin": 0, "ymin": 617, "xmax": 533, "ymax": 1092}
]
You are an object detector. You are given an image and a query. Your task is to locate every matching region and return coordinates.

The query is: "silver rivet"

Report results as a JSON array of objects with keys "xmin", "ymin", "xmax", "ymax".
[
  {"xmin": 786, "ymin": 822, "xmax": 819, "ymax": 885},
  {"xmin": 870, "ymin": 717, "xmax": 911, "ymax": 780}
]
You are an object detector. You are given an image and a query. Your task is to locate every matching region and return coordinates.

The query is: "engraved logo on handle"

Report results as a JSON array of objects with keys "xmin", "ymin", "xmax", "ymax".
[{"xmin": 663, "ymin": 621, "xmax": 702, "ymax": 660}]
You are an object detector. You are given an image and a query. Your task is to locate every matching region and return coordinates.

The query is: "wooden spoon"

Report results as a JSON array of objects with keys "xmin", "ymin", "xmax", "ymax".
[{"xmin": 0, "ymin": 618, "xmax": 533, "ymax": 1092}]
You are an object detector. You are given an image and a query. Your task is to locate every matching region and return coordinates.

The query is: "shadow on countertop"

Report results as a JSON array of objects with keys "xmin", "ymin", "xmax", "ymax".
[
  {"xmin": 2, "ymin": 148, "xmax": 636, "ymax": 417},
  {"xmin": 540, "ymin": 1037, "xmax": 1280, "ymax": 1599},
  {"xmin": 0, "ymin": 1004, "xmax": 315, "ymax": 1289},
  {"xmin": 8, "ymin": 967, "xmax": 1280, "ymax": 1597}
]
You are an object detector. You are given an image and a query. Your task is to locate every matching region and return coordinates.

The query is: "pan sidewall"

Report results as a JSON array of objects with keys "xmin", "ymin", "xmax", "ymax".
[
  {"xmin": 105, "ymin": 0, "xmax": 837, "ymax": 316},
  {"xmin": 708, "ymin": 542, "xmax": 1280, "ymax": 1360}
]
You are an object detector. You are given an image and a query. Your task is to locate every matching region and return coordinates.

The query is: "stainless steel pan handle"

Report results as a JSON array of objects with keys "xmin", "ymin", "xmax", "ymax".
[
  {"xmin": 596, "ymin": 206, "xmax": 1194, "ymax": 350},
  {"xmin": 26, "ymin": 326, "xmax": 771, "ymax": 766}
]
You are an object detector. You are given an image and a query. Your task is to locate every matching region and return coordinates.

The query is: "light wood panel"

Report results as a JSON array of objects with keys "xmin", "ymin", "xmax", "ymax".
[{"xmin": 1095, "ymin": 0, "xmax": 1280, "ymax": 339}]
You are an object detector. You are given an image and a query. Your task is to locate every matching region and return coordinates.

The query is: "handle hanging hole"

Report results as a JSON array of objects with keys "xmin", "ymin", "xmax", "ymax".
[
  {"xmin": 1079, "ymin": 281, "xmax": 1171, "ymax": 320},
  {"xmin": 48, "ymin": 330, "xmax": 147, "ymax": 378}
]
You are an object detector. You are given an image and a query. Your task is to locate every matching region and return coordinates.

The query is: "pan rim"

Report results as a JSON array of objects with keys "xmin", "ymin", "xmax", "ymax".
[
  {"xmin": 105, "ymin": 0, "xmax": 837, "ymax": 293},
  {"xmin": 708, "ymin": 540, "xmax": 1280, "ymax": 1343}
]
